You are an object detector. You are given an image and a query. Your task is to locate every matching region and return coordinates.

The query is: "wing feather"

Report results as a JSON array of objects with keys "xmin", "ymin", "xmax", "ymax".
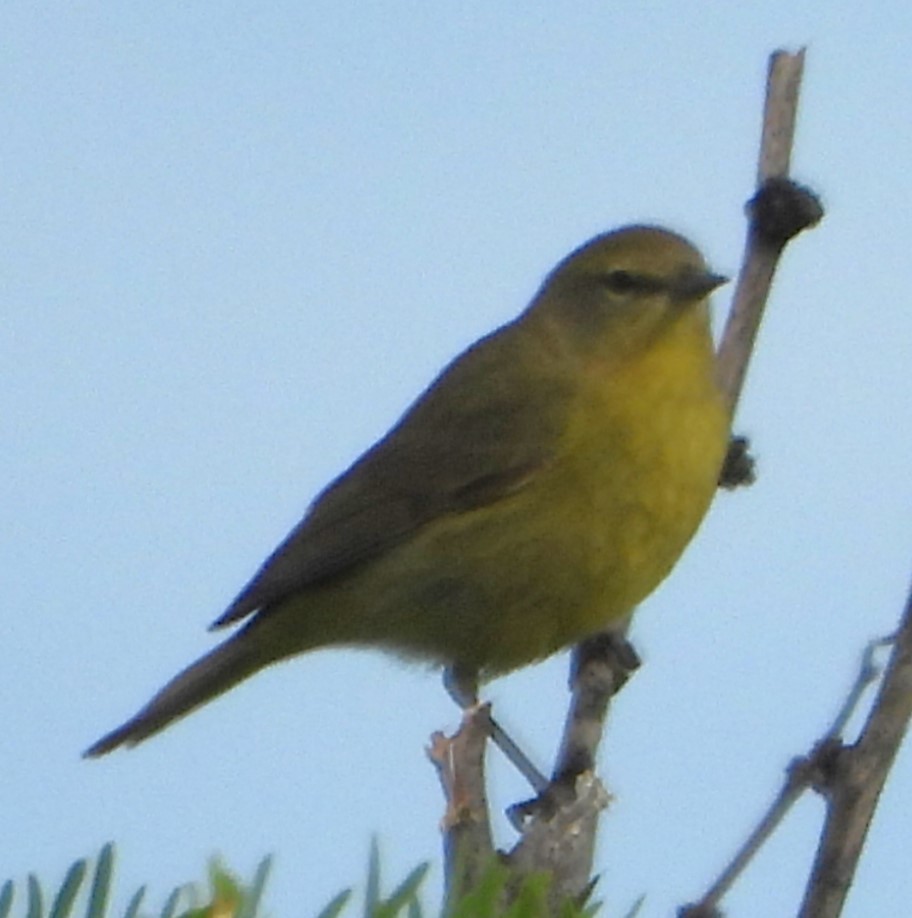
[{"xmin": 212, "ymin": 322, "xmax": 569, "ymax": 628}]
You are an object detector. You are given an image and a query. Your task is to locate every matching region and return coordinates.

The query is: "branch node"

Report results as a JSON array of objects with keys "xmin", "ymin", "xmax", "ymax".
[
  {"xmin": 718, "ymin": 434, "xmax": 756, "ymax": 490},
  {"xmin": 788, "ymin": 738, "xmax": 846, "ymax": 797},
  {"xmin": 746, "ymin": 177, "xmax": 823, "ymax": 251},
  {"xmin": 506, "ymin": 771, "xmax": 612, "ymax": 905}
]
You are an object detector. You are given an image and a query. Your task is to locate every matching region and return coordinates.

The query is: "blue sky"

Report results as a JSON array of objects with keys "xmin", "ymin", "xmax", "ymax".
[{"xmin": 4, "ymin": 3, "xmax": 912, "ymax": 916}]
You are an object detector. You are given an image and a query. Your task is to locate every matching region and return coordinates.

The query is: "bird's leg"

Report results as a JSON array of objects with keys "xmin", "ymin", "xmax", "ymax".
[{"xmin": 443, "ymin": 665, "xmax": 549, "ymax": 793}]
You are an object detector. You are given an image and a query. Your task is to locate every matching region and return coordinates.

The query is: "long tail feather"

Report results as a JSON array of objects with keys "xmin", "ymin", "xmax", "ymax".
[{"xmin": 84, "ymin": 634, "xmax": 264, "ymax": 757}]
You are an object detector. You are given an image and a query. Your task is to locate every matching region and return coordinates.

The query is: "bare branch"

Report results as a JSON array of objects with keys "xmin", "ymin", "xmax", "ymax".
[
  {"xmin": 799, "ymin": 589, "xmax": 912, "ymax": 917},
  {"xmin": 757, "ymin": 49, "xmax": 805, "ymax": 183},
  {"xmin": 683, "ymin": 631, "xmax": 894, "ymax": 915},
  {"xmin": 432, "ymin": 47, "xmax": 824, "ymax": 917},
  {"xmin": 716, "ymin": 49, "xmax": 822, "ymax": 416},
  {"xmin": 507, "ymin": 771, "xmax": 611, "ymax": 909},
  {"xmin": 823, "ymin": 635, "xmax": 895, "ymax": 740},
  {"xmin": 552, "ymin": 630, "xmax": 639, "ymax": 786},
  {"xmin": 430, "ymin": 704, "xmax": 612, "ymax": 913},
  {"xmin": 553, "ymin": 52, "xmax": 822, "ymax": 855},
  {"xmin": 679, "ymin": 638, "xmax": 893, "ymax": 918},
  {"xmin": 428, "ymin": 704, "xmax": 496, "ymax": 907}
]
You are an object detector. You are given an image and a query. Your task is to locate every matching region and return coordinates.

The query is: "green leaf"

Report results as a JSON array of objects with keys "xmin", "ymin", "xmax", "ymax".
[
  {"xmin": 374, "ymin": 863, "xmax": 429, "ymax": 918},
  {"xmin": 123, "ymin": 887, "xmax": 147, "ymax": 918},
  {"xmin": 503, "ymin": 872, "xmax": 550, "ymax": 918},
  {"xmin": 49, "ymin": 859, "xmax": 87, "ymax": 918},
  {"xmin": 364, "ymin": 840, "xmax": 381, "ymax": 917},
  {"xmin": 208, "ymin": 861, "xmax": 242, "ymax": 912},
  {"xmin": 236, "ymin": 855, "xmax": 272, "ymax": 918},
  {"xmin": 85, "ymin": 844, "xmax": 114, "ymax": 918},
  {"xmin": 316, "ymin": 888, "xmax": 353, "ymax": 918},
  {"xmin": 26, "ymin": 875, "xmax": 42, "ymax": 918},
  {"xmin": 0, "ymin": 880, "xmax": 13, "ymax": 918},
  {"xmin": 158, "ymin": 887, "xmax": 183, "ymax": 918},
  {"xmin": 448, "ymin": 862, "xmax": 509, "ymax": 918}
]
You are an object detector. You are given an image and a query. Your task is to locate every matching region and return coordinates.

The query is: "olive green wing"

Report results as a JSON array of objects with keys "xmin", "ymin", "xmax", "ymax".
[{"xmin": 212, "ymin": 324, "xmax": 570, "ymax": 628}]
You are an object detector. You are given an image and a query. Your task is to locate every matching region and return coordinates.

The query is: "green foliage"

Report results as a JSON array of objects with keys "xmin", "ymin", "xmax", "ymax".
[
  {"xmin": 0, "ymin": 845, "xmax": 272, "ymax": 918},
  {"xmin": 310, "ymin": 838, "xmax": 430, "ymax": 918},
  {"xmin": 314, "ymin": 889, "xmax": 353, "ymax": 918},
  {"xmin": 5, "ymin": 841, "xmax": 602, "ymax": 916},
  {"xmin": 312, "ymin": 842, "xmax": 599, "ymax": 917},
  {"xmin": 446, "ymin": 860, "xmax": 599, "ymax": 918}
]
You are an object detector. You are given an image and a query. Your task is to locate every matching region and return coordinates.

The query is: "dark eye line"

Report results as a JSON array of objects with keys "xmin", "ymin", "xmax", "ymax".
[{"xmin": 598, "ymin": 270, "xmax": 667, "ymax": 295}]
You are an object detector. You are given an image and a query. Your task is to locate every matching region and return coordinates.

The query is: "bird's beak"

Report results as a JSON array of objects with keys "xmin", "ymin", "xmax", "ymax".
[{"xmin": 672, "ymin": 270, "xmax": 729, "ymax": 301}]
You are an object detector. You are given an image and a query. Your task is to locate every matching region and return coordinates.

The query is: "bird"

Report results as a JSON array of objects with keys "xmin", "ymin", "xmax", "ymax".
[{"xmin": 85, "ymin": 224, "xmax": 730, "ymax": 757}]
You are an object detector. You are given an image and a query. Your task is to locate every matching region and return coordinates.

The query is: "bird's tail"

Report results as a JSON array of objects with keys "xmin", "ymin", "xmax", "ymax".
[{"xmin": 84, "ymin": 632, "xmax": 266, "ymax": 757}]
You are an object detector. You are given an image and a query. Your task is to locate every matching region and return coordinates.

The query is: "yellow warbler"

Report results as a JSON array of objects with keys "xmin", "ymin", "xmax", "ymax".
[{"xmin": 86, "ymin": 225, "xmax": 729, "ymax": 756}]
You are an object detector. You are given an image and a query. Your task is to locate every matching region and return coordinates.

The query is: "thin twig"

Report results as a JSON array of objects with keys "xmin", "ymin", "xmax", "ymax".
[
  {"xmin": 678, "ymin": 47, "xmax": 829, "ymax": 915},
  {"xmin": 555, "ymin": 50, "xmax": 820, "ymax": 825},
  {"xmin": 756, "ymin": 49, "xmax": 805, "ymax": 183},
  {"xmin": 823, "ymin": 635, "xmax": 895, "ymax": 740},
  {"xmin": 682, "ymin": 636, "xmax": 891, "ymax": 916},
  {"xmin": 552, "ymin": 629, "xmax": 638, "ymax": 785},
  {"xmin": 716, "ymin": 49, "xmax": 821, "ymax": 416},
  {"xmin": 798, "ymin": 587, "xmax": 912, "ymax": 918},
  {"xmin": 431, "ymin": 46, "xmax": 823, "ymax": 916}
]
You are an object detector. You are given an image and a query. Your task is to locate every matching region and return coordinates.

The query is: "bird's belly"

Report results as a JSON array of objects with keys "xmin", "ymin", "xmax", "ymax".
[
  {"xmin": 343, "ymin": 397, "xmax": 726, "ymax": 674},
  {"xmin": 304, "ymin": 352, "xmax": 729, "ymax": 676}
]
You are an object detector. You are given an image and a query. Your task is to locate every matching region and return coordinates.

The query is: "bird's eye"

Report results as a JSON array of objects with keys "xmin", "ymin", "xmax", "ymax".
[{"xmin": 601, "ymin": 270, "xmax": 641, "ymax": 294}]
